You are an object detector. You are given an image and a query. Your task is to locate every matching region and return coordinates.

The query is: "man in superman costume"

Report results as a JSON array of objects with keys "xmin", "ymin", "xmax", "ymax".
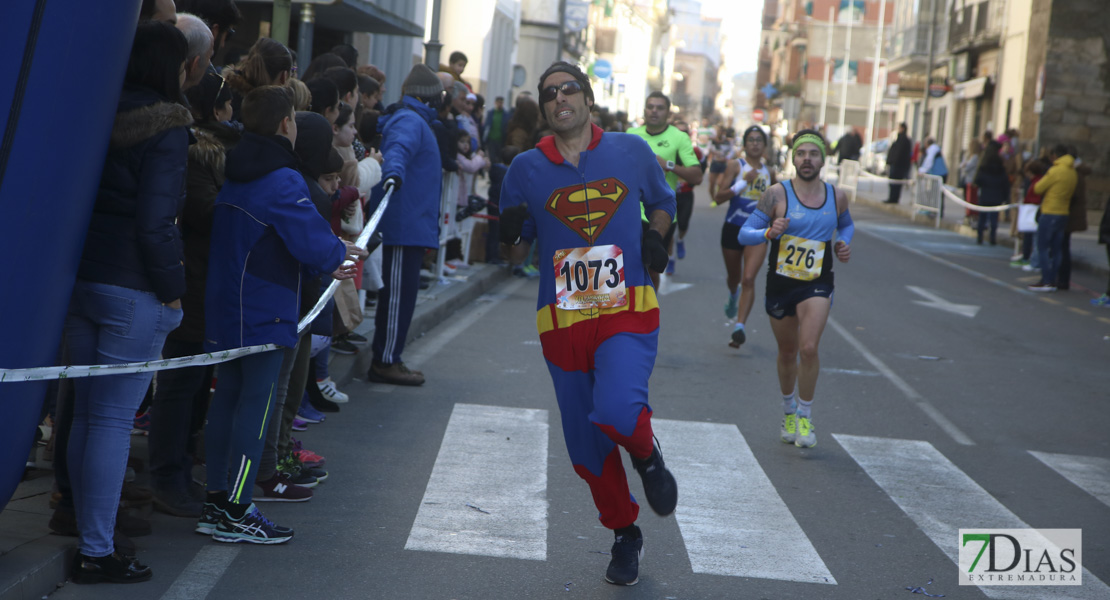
[{"xmin": 499, "ymin": 62, "xmax": 679, "ymax": 587}]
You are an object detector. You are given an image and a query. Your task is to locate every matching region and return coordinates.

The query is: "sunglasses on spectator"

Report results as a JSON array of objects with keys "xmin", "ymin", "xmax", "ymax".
[{"xmin": 539, "ymin": 80, "xmax": 583, "ymax": 103}]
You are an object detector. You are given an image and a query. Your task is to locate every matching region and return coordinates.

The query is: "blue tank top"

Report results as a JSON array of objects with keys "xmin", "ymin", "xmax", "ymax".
[
  {"xmin": 766, "ymin": 180, "xmax": 838, "ymax": 293},
  {"xmin": 725, "ymin": 158, "xmax": 771, "ymax": 226}
]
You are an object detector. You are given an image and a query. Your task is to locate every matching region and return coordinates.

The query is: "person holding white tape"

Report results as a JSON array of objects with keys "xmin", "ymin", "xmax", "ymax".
[{"xmin": 739, "ymin": 130, "xmax": 854, "ymax": 449}]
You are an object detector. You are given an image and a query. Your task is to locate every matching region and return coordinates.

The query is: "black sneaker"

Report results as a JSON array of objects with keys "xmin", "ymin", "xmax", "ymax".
[
  {"xmin": 346, "ymin": 331, "xmax": 368, "ymax": 343},
  {"xmin": 195, "ymin": 502, "xmax": 226, "ymax": 535},
  {"xmin": 330, "ymin": 338, "xmax": 358, "ymax": 355},
  {"xmin": 604, "ymin": 525, "xmax": 643, "ymax": 586},
  {"xmin": 631, "ymin": 440, "xmax": 678, "ymax": 516},
  {"xmin": 213, "ymin": 504, "xmax": 293, "ymax": 544}
]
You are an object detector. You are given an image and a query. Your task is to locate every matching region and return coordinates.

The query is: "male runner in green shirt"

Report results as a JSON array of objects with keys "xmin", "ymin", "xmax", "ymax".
[{"xmin": 628, "ymin": 92, "xmax": 702, "ymax": 282}]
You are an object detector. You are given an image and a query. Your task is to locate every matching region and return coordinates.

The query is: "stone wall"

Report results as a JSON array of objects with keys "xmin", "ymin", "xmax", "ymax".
[{"xmin": 1038, "ymin": 0, "xmax": 1110, "ymax": 208}]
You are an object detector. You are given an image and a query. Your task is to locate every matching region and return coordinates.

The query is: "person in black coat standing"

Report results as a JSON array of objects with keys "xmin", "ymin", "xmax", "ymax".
[{"xmin": 885, "ymin": 123, "xmax": 912, "ymax": 204}]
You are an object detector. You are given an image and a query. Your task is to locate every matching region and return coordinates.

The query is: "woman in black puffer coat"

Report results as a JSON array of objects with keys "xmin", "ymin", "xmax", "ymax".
[{"xmin": 65, "ymin": 21, "xmax": 190, "ymax": 584}]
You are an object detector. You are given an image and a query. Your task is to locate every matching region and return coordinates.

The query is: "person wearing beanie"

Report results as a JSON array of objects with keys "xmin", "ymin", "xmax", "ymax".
[
  {"xmin": 497, "ymin": 61, "xmax": 678, "ymax": 586},
  {"xmin": 364, "ymin": 64, "xmax": 443, "ymax": 386}
]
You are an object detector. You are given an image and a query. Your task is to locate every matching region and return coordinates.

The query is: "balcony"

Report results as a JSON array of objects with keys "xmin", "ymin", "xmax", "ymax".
[
  {"xmin": 888, "ymin": 22, "xmax": 935, "ymax": 73},
  {"xmin": 947, "ymin": 0, "xmax": 1004, "ymax": 54}
]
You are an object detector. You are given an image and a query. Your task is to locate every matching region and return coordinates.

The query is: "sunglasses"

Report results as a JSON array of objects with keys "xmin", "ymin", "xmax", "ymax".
[{"xmin": 539, "ymin": 80, "xmax": 583, "ymax": 104}]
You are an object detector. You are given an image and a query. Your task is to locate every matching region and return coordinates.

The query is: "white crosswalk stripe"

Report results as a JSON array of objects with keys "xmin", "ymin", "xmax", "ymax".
[
  {"xmin": 405, "ymin": 403, "xmax": 550, "ymax": 560},
  {"xmin": 835, "ymin": 434, "xmax": 1110, "ymax": 599},
  {"xmin": 653, "ymin": 419, "xmax": 836, "ymax": 584},
  {"xmin": 1029, "ymin": 451, "xmax": 1110, "ymax": 510},
  {"xmin": 404, "ymin": 405, "xmax": 1107, "ymax": 592}
]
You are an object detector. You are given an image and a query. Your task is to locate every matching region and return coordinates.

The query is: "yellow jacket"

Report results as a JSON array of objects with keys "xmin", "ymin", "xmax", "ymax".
[{"xmin": 1034, "ymin": 155, "xmax": 1077, "ymax": 216}]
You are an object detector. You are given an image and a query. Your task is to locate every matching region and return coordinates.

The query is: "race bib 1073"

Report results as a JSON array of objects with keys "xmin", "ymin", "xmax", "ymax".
[{"xmin": 553, "ymin": 245, "xmax": 627, "ymax": 310}]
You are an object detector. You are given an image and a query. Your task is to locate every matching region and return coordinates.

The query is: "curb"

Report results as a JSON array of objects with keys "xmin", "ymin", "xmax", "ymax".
[{"xmin": 0, "ymin": 535, "xmax": 72, "ymax": 600}]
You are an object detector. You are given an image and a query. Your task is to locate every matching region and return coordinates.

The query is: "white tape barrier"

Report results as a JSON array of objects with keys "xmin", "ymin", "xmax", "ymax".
[
  {"xmin": 857, "ymin": 170, "xmax": 915, "ymax": 184},
  {"xmin": 0, "ymin": 187, "xmax": 394, "ymax": 382},
  {"xmin": 939, "ymin": 186, "xmax": 1017, "ymax": 213}
]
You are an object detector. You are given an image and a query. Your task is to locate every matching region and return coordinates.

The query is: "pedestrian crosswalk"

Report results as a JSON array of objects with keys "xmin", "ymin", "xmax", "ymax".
[{"xmin": 404, "ymin": 404, "xmax": 1109, "ymax": 595}]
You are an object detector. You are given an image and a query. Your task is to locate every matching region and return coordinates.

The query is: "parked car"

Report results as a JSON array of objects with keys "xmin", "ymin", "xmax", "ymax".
[{"xmin": 862, "ymin": 138, "xmax": 889, "ymax": 174}]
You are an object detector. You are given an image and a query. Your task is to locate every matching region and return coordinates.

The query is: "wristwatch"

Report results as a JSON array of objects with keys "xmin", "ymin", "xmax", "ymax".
[{"xmin": 665, "ymin": 160, "xmax": 675, "ymax": 171}]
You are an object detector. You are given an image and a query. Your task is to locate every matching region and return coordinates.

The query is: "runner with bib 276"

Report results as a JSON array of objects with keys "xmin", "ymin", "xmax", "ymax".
[{"xmin": 738, "ymin": 130, "xmax": 853, "ymax": 449}]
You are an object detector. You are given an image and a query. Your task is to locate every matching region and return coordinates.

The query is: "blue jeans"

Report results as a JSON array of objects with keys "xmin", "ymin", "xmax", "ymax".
[
  {"xmin": 1035, "ymin": 214, "xmax": 1068, "ymax": 286},
  {"xmin": 204, "ymin": 349, "xmax": 284, "ymax": 505},
  {"xmin": 64, "ymin": 281, "xmax": 182, "ymax": 557}
]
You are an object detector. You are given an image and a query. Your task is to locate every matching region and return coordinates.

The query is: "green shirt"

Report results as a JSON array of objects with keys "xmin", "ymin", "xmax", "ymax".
[{"xmin": 627, "ymin": 124, "xmax": 699, "ymax": 191}]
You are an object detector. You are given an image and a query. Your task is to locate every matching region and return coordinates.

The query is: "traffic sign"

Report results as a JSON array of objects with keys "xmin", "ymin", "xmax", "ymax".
[
  {"xmin": 593, "ymin": 59, "xmax": 612, "ymax": 80},
  {"xmin": 752, "ymin": 108, "xmax": 766, "ymax": 123}
]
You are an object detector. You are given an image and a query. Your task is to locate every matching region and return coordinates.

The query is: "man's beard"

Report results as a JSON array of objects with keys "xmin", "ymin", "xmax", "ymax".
[{"xmin": 796, "ymin": 164, "xmax": 820, "ymax": 181}]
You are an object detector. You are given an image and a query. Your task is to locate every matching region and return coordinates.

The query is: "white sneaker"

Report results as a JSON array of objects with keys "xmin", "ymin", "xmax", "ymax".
[
  {"xmin": 316, "ymin": 378, "xmax": 349, "ymax": 403},
  {"xmin": 1021, "ymin": 264, "xmax": 1036, "ymax": 272}
]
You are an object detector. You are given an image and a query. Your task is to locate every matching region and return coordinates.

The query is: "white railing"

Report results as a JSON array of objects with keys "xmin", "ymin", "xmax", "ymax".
[{"xmin": 912, "ymin": 173, "xmax": 944, "ymax": 228}]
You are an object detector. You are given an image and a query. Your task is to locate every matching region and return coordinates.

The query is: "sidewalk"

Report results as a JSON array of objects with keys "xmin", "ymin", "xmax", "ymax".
[
  {"xmin": 845, "ymin": 176, "xmax": 1108, "ymax": 280},
  {"xmin": 0, "ymin": 262, "xmax": 512, "ymax": 600}
]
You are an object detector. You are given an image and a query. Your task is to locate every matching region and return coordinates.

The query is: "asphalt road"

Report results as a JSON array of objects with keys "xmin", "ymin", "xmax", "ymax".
[{"xmin": 48, "ymin": 186, "xmax": 1110, "ymax": 600}]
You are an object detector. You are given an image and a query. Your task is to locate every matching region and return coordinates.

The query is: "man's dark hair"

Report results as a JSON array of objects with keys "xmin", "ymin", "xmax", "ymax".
[
  {"xmin": 357, "ymin": 74, "xmax": 380, "ymax": 97},
  {"xmin": 126, "ymin": 21, "xmax": 189, "ymax": 102},
  {"xmin": 1052, "ymin": 143, "xmax": 1070, "ymax": 158},
  {"xmin": 302, "ymin": 52, "xmax": 346, "ymax": 82},
  {"xmin": 646, "ymin": 91, "xmax": 671, "ymax": 110},
  {"xmin": 330, "ymin": 44, "xmax": 358, "ymax": 68},
  {"xmin": 307, "ymin": 78, "xmax": 339, "ymax": 116},
  {"xmin": 357, "ymin": 111, "xmax": 380, "ymax": 149},
  {"xmin": 322, "ymin": 66, "xmax": 358, "ymax": 99},
  {"xmin": 536, "ymin": 61, "xmax": 594, "ymax": 118},
  {"xmin": 242, "ymin": 85, "xmax": 294, "ymax": 136},
  {"xmin": 449, "ymin": 51, "xmax": 468, "ymax": 65},
  {"xmin": 176, "ymin": 0, "xmax": 241, "ymax": 29}
]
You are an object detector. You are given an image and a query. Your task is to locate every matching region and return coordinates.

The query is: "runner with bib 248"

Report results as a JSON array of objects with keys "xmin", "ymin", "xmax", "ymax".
[{"xmin": 738, "ymin": 130, "xmax": 853, "ymax": 449}]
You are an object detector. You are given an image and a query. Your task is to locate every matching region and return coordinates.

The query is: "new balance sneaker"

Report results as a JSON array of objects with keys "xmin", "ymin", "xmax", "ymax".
[
  {"xmin": 724, "ymin": 293, "xmax": 739, "ymax": 319},
  {"xmin": 291, "ymin": 438, "xmax": 326, "ymax": 468},
  {"xmin": 604, "ymin": 525, "xmax": 644, "ymax": 586},
  {"xmin": 213, "ymin": 504, "xmax": 293, "ymax": 544},
  {"xmin": 254, "ymin": 473, "xmax": 312, "ymax": 502},
  {"xmin": 781, "ymin": 413, "xmax": 798, "ymax": 444},
  {"xmin": 728, "ymin": 324, "xmax": 746, "ymax": 348},
  {"xmin": 630, "ymin": 440, "xmax": 678, "ymax": 516},
  {"xmin": 676, "ymin": 239, "xmax": 686, "ymax": 259},
  {"xmin": 195, "ymin": 502, "xmax": 226, "ymax": 535},
  {"xmin": 1091, "ymin": 294, "xmax": 1110, "ymax": 307},
  {"xmin": 795, "ymin": 416, "xmax": 816, "ymax": 448},
  {"xmin": 316, "ymin": 378, "xmax": 349, "ymax": 403}
]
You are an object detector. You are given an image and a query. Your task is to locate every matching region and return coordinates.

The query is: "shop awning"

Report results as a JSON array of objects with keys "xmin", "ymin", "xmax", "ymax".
[
  {"xmin": 236, "ymin": 0, "xmax": 424, "ymax": 37},
  {"xmin": 954, "ymin": 76, "xmax": 990, "ymax": 100}
]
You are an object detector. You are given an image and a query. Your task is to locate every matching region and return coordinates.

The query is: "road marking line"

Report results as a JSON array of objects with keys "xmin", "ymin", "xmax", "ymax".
[
  {"xmin": 405, "ymin": 403, "xmax": 549, "ymax": 560},
  {"xmin": 653, "ymin": 419, "xmax": 836, "ymax": 584},
  {"xmin": 1068, "ymin": 307, "xmax": 1091, "ymax": 316},
  {"xmin": 1029, "ymin": 451, "xmax": 1110, "ymax": 509},
  {"xmin": 828, "ymin": 317, "xmax": 974, "ymax": 445},
  {"xmin": 1098, "ymin": 317, "xmax": 1110, "ymax": 325},
  {"xmin": 1040, "ymin": 297, "xmax": 1062, "ymax": 305},
  {"xmin": 159, "ymin": 546, "xmax": 240, "ymax": 600},
  {"xmin": 835, "ymin": 434, "xmax": 1110, "ymax": 599}
]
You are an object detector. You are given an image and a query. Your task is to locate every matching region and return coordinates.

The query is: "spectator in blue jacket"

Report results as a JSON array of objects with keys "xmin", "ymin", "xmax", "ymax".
[
  {"xmin": 200, "ymin": 86, "xmax": 364, "ymax": 544},
  {"xmin": 365, "ymin": 63, "xmax": 445, "ymax": 386},
  {"xmin": 66, "ymin": 21, "xmax": 190, "ymax": 584}
]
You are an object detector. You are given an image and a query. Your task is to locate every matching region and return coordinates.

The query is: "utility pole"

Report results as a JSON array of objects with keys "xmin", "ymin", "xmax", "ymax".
[
  {"xmin": 819, "ymin": 7, "xmax": 834, "ymax": 131},
  {"xmin": 837, "ymin": 3, "xmax": 854, "ymax": 140},
  {"xmin": 556, "ymin": 0, "xmax": 567, "ymax": 63},
  {"xmin": 296, "ymin": 4, "xmax": 315, "ymax": 75},
  {"xmin": 864, "ymin": 0, "xmax": 888, "ymax": 160},
  {"xmin": 921, "ymin": 0, "xmax": 940, "ymax": 140},
  {"xmin": 425, "ymin": 0, "xmax": 443, "ymax": 69}
]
